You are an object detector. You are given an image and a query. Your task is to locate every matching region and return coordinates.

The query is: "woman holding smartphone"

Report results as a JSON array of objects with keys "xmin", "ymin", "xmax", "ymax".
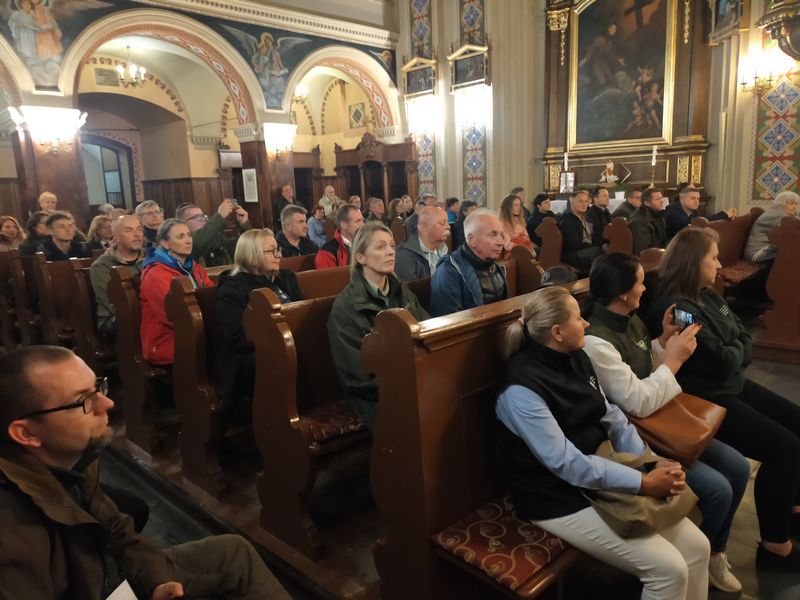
[{"xmin": 645, "ymin": 227, "xmax": 800, "ymax": 571}]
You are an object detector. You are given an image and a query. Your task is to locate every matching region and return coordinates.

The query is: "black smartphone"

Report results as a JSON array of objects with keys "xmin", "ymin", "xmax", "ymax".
[{"xmin": 672, "ymin": 307, "xmax": 695, "ymax": 329}]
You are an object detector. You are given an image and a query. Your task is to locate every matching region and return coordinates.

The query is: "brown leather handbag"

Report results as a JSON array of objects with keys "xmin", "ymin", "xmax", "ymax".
[{"xmin": 626, "ymin": 392, "xmax": 727, "ymax": 466}]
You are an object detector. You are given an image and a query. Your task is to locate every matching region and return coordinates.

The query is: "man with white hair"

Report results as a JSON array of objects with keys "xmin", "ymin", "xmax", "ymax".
[
  {"xmin": 395, "ymin": 206, "xmax": 450, "ymax": 281},
  {"xmin": 89, "ymin": 215, "xmax": 146, "ymax": 340},
  {"xmin": 745, "ymin": 190, "xmax": 799, "ymax": 263},
  {"xmin": 429, "ymin": 209, "xmax": 508, "ymax": 317},
  {"xmin": 319, "ymin": 185, "xmax": 343, "ymax": 219}
]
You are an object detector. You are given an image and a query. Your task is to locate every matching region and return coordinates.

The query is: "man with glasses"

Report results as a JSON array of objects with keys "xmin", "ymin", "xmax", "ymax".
[
  {"xmin": 612, "ymin": 187, "xmax": 643, "ymax": 220},
  {"xmin": 135, "ymin": 200, "xmax": 165, "ymax": 250},
  {"xmin": 0, "ymin": 346, "xmax": 289, "ymax": 599},
  {"xmin": 39, "ymin": 211, "xmax": 91, "ymax": 261},
  {"xmin": 176, "ymin": 200, "xmax": 251, "ymax": 267}
]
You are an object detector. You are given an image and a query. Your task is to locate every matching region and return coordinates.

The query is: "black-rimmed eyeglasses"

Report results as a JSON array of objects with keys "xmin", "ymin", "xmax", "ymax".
[
  {"xmin": 16, "ymin": 377, "xmax": 109, "ymax": 420},
  {"xmin": 263, "ymin": 247, "xmax": 282, "ymax": 257}
]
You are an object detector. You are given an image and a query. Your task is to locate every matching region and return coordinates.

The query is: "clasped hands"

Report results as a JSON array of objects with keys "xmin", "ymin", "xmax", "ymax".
[{"xmin": 640, "ymin": 459, "xmax": 686, "ymax": 499}]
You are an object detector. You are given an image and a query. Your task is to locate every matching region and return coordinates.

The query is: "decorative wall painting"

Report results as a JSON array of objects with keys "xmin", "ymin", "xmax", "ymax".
[
  {"xmin": 568, "ymin": 0, "xmax": 676, "ymax": 149},
  {"xmin": 709, "ymin": 0, "xmax": 749, "ymax": 45},
  {"xmin": 448, "ymin": 43, "xmax": 490, "ymax": 92},
  {"xmin": 402, "ymin": 56, "xmax": 436, "ymax": 98}
]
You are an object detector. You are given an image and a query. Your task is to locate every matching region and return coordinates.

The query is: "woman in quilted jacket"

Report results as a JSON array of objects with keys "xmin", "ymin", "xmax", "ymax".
[{"xmin": 140, "ymin": 219, "xmax": 213, "ymax": 365}]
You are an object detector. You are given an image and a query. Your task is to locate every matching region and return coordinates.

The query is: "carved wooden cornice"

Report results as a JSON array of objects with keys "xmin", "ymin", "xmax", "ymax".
[
  {"xmin": 132, "ymin": 0, "xmax": 398, "ymax": 48},
  {"xmin": 546, "ymin": 7, "xmax": 571, "ymax": 67},
  {"xmin": 758, "ymin": 0, "xmax": 800, "ymax": 60}
]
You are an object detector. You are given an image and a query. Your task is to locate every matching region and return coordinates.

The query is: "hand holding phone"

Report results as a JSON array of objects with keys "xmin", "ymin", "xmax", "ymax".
[{"xmin": 672, "ymin": 307, "xmax": 695, "ymax": 330}]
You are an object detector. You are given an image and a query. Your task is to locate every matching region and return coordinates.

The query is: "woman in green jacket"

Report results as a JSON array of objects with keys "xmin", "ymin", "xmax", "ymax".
[{"xmin": 327, "ymin": 221, "xmax": 429, "ymax": 432}]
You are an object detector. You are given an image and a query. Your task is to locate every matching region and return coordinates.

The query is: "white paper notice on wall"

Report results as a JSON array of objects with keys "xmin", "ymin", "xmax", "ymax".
[{"xmin": 243, "ymin": 168, "xmax": 259, "ymax": 203}]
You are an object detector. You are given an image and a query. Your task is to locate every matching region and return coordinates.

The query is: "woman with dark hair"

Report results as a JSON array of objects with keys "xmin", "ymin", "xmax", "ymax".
[
  {"xmin": 499, "ymin": 193, "xmax": 534, "ymax": 252},
  {"xmin": 327, "ymin": 222, "xmax": 428, "ymax": 431},
  {"xmin": 139, "ymin": 219, "xmax": 213, "ymax": 365},
  {"xmin": 646, "ymin": 227, "xmax": 800, "ymax": 571},
  {"xmin": 214, "ymin": 229, "xmax": 303, "ymax": 408},
  {"xmin": 18, "ymin": 211, "xmax": 50, "ymax": 256},
  {"xmin": 583, "ymin": 253, "xmax": 749, "ymax": 592},
  {"xmin": 525, "ymin": 194, "xmax": 555, "ymax": 247},
  {"xmin": 495, "ymin": 286, "xmax": 709, "ymax": 600},
  {"xmin": 451, "ymin": 200, "xmax": 478, "ymax": 249}
]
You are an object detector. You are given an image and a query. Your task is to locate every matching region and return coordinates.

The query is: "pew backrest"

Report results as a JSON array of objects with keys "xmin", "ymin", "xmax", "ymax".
[
  {"xmin": 68, "ymin": 259, "xmax": 113, "ymax": 370},
  {"xmin": 692, "ymin": 207, "xmax": 764, "ymax": 267},
  {"xmin": 34, "ymin": 253, "xmax": 94, "ymax": 345},
  {"xmin": 280, "ymin": 254, "xmax": 317, "ymax": 273},
  {"xmin": 390, "ymin": 218, "xmax": 407, "ymax": 245},
  {"xmin": 295, "ymin": 266, "xmax": 350, "ymax": 299},
  {"xmin": 603, "ymin": 216, "xmax": 634, "ymax": 255},
  {"xmin": 535, "ymin": 216, "xmax": 563, "ymax": 269},
  {"xmin": 109, "ymin": 266, "xmax": 145, "ymax": 371},
  {"xmin": 323, "ymin": 219, "xmax": 336, "ymax": 242}
]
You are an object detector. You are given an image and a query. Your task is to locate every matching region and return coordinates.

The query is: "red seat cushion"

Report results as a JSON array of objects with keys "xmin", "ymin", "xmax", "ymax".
[
  {"xmin": 719, "ymin": 260, "xmax": 766, "ymax": 285},
  {"xmin": 300, "ymin": 400, "xmax": 366, "ymax": 443},
  {"xmin": 432, "ymin": 494, "xmax": 571, "ymax": 597}
]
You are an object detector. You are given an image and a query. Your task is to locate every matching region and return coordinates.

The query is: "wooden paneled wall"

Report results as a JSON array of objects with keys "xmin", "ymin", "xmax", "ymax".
[
  {"xmin": 143, "ymin": 178, "xmax": 226, "ymax": 218},
  {"xmin": 0, "ymin": 178, "xmax": 23, "ymax": 221}
]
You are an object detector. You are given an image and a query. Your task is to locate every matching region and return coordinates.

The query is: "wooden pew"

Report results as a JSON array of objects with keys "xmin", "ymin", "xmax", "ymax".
[
  {"xmin": 8, "ymin": 250, "xmax": 40, "ymax": 345},
  {"xmin": 279, "ymin": 253, "xmax": 317, "ymax": 273},
  {"xmin": 603, "ymin": 216, "xmax": 633, "ymax": 255},
  {"xmin": 165, "ymin": 265, "xmax": 352, "ymax": 498},
  {"xmin": 691, "ymin": 207, "xmax": 766, "ymax": 292},
  {"xmin": 239, "ymin": 251, "xmax": 543, "ymax": 559},
  {"xmin": 362, "ymin": 291, "xmax": 587, "ymax": 600},
  {"xmin": 68, "ymin": 259, "xmax": 115, "ymax": 373},
  {"xmin": 0, "ymin": 252, "xmax": 17, "ymax": 351},
  {"xmin": 390, "ymin": 217, "xmax": 407, "ymax": 245},
  {"xmin": 244, "ymin": 290, "xmax": 370, "ymax": 560},
  {"xmin": 323, "ymin": 218, "xmax": 336, "ymax": 242},
  {"xmin": 34, "ymin": 253, "xmax": 95, "ymax": 346},
  {"xmin": 753, "ymin": 216, "xmax": 800, "ymax": 363},
  {"xmin": 108, "ymin": 267, "xmax": 169, "ymax": 454},
  {"xmin": 534, "ymin": 217, "xmax": 564, "ymax": 270}
]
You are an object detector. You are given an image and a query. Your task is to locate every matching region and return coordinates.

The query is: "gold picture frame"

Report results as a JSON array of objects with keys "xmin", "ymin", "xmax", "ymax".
[
  {"xmin": 567, "ymin": 0, "xmax": 677, "ymax": 152},
  {"xmin": 708, "ymin": 0, "xmax": 750, "ymax": 45},
  {"xmin": 447, "ymin": 43, "xmax": 491, "ymax": 92},
  {"xmin": 401, "ymin": 56, "xmax": 437, "ymax": 100}
]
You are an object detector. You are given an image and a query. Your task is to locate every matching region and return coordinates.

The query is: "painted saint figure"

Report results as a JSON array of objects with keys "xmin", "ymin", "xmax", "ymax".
[
  {"xmin": 7, "ymin": 0, "xmax": 37, "ymax": 61},
  {"xmin": 32, "ymin": 0, "xmax": 62, "ymax": 58}
]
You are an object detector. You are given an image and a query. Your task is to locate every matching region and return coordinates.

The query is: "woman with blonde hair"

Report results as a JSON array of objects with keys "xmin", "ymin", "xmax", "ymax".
[
  {"xmin": 646, "ymin": 226, "xmax": 800, "ymax": 571},
  {"xmin": 86, "ymin": 214, "xmax": 113, "ymax": 251},
  {"xmin": 499, "ymin": 193, "xmax": 534, "ymax": 252},
  {"xmin": 214, "ymin": 228, "xmax": 303, "ymax": 408},
  {"xmin": 495, "ymin": 286, "xmax": 709, "ymax": 600},
  {"xmin": 327, "ymin": 221, "xmax": 428, "ymax": 431},
  {"xmin": 0, "ymin": 215, "xmax": 26, "ymax": 251}
]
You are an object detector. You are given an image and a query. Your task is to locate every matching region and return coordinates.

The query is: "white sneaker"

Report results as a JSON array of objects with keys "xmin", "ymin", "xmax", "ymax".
[{"xmin": 709, "ymin": 552, "xmax": 743, "ymax": 593}]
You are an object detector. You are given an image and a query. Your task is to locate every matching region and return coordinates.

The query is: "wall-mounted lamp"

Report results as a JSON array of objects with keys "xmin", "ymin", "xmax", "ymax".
[
  {"xmin": 740, "ymin": 74, "xmax": 774, "ymax": 94},
  {"xmin": 7, "ymin": 106, "xmax": 87, "ymax": 157},
  {"xmin": 292, "ymin": 83, "xmax": 309, "ymax": 104},
  {"xmin": 263, "ymin": 123, "xmax": 297, "ymax": 160}
]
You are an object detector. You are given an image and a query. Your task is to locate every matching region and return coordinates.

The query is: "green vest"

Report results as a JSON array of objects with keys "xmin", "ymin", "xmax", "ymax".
[{"xmin": 586, "ymin": 303, "xmax": 653, "ymax": 379}]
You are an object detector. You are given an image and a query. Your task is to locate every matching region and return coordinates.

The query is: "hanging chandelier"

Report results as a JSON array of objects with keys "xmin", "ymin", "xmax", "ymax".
[{"xmin": 116, "ymin": 46, "xmax": 147, "ymax": 89}]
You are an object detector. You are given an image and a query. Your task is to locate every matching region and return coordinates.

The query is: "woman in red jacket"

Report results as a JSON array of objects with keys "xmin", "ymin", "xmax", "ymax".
[{"xmin": 139, "ymin": 218, "xmax": 213, "ymax": 365}]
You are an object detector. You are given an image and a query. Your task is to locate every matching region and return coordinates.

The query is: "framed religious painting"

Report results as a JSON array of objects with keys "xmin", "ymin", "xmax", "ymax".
[
  {"xmin": 568, "ymin": 0, "xmax": 677, "ymax": 151},
  {"xmin": 709, "ymin": 0, "xmax": 749, "ymax": 44},
  {"xmin": 447, "ymin": 44, "xmax": 491, "ymax": 92},
  {"xmin": 401, "ymin": 56, "xmax": 437, "ymax": 99}
]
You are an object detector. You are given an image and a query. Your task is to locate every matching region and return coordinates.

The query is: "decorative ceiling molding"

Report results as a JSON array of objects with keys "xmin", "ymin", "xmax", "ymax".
[
  {"xmin": 132, "ymin": 0, "xmax": 398, "ymax": 48},
  {"xmin": 292, "ymin": 97, "xmax": 317, "ymax": 136}
]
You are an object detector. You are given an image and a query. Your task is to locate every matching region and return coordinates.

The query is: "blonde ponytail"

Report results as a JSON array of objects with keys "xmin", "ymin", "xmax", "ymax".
[{"xmin": 502, "ymin": 287, "xmax": 573, "ymax": 359}]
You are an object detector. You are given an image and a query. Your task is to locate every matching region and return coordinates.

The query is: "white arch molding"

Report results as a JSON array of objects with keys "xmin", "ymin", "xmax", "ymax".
[
  {"xmin": 59, "ymin": 9, "xmax": 266, "ymax": 125},
  {"xmin": 283, "ymin": 45, "xmax": 403, "ymax": 140},
  {"xmin": 0, "ymin": 34, "xmax": 36, "ymax": 102}
]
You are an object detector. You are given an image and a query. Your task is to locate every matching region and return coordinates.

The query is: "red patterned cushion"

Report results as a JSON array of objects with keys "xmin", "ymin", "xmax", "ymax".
[
  {"xmin": 719, "ymin": 260, "xmax": 766, "ymax": 285},
  {"xmin": 432, "ymin": 494, "xmax": 571, "ymax": 597},
  {"xmin": 299, "ymin": 400, "xmax": 366, "ymax": 443}
]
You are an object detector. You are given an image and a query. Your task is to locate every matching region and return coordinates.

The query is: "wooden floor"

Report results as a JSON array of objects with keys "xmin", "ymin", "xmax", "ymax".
[{"xmin": 101, "ymin": 355, "xmax": 800, "ymax": 600}]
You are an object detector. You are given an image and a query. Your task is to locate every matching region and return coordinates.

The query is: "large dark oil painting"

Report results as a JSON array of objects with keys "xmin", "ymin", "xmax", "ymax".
[{"xmin": 574, "ymin": 0, "xmax": 671, "ymax": 145}]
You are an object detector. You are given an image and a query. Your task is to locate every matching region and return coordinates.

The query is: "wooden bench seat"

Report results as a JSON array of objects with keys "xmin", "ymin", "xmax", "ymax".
[
  {"xmin": 362, "ymin": 285, "xmax": 591, "ymax": 599},
  {"xmin": 692, "ymin": 207, "xmax": 766, "ymax": 290},
  {"xmin": 68, "ymin": 258, "xmax": 115, "ymax": 373},
  {"xmin": 8, "ymin": 250, "xmax": 40, "ymax": 345},
  {"xmin": 34, "ymin": 253, "xmax": 96, "ymax": 347},
  {"xmin": 603, "ymin": 217, "xmax": 634, "ymax": 255},
  {"xmin": 0, "ymin": 252, "xmax": 17, "ymax": 351}
]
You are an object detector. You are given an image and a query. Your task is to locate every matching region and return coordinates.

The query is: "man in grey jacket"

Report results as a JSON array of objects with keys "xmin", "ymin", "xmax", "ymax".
[
  {"xmin": 395, "ymin": 206, "xmax": 450, "ymax": 282},
  {"xmin": 745, "ymin": 190, "xmax": 799, "ymax": 262}
]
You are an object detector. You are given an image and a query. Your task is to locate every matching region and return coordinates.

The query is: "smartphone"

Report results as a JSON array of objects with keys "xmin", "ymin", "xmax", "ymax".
[
  {"xmin": 231, "ymin": 198, "xmax": 239, "ymax": 207},
  {"xmin": 672, "ymin": 307, "xmax": 695, "ymax": 329}
]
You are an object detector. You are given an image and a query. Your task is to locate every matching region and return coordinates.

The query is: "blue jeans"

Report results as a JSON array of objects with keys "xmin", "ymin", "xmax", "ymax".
[{"xmin": 685, "ymin": 439, "xmax": 750, "ymax": 552}]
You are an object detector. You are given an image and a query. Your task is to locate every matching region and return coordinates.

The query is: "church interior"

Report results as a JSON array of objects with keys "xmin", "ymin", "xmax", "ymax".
[{"xmin": 1, "ymin": 0, "xmax": 800, "ymax": 598}]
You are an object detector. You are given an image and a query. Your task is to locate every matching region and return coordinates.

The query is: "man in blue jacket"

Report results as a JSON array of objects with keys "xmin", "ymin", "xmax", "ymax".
[{"xmin": 429, "ymin": 209, "xmax": 508, "ymax": 317}]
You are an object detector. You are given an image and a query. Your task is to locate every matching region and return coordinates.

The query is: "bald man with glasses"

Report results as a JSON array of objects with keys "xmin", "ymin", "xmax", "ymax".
[{"xmin": 0, "ymin": 346, "xmax": 289, "ymax": 600}]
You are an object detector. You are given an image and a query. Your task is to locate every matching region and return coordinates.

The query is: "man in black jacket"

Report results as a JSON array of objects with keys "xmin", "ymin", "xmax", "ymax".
[
  {"xmin": 586, "ymin": 186, "xmax": 612, "ymax": 242},
  {"xmin": 38, "ymin": 211, "xmax": 91, "ymax": 261},
  {"xmin": 664, "ymin": 185, "xmax": 736, "ymax": 239},
  {"xmin": 395, "ymin": 206, "xmax": 449, "ymax": 281},
  {"xmin": 629, "ymin": 188, "xmax": 667, "ymax": 254},
  {"xmin": 276, "ymin": 204, "xmax": 317, "ymax": 257},
  {"xmin": 558, "ymin": 191, "xmax": 604, "ymax": 273}
]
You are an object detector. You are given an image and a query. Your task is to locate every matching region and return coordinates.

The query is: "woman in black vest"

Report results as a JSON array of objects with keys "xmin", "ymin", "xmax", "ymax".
[
  {"xmin": 494, "ymin": 287, "xmax": 709, "ymax": 600},
  {"xmin": 646, "ymin": 227, "xmax": 800, "ymax": 571},
  {"xmin": 582, "ymin": 253, "xmax": 749, "ymax": 593}
]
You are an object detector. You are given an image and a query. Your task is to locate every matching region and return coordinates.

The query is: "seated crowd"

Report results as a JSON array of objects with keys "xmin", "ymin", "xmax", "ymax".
[{"xmin": 1, "ymin": 180, "xmax": 799, "ymax": 600}]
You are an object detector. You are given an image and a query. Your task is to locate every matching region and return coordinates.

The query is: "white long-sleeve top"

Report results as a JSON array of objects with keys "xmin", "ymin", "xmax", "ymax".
[{"xmin": 582, "ymin": 335, "xmax": 681, "ymax": 418}]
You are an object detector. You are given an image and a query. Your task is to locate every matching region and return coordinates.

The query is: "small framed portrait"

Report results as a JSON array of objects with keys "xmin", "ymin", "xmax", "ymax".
[
  {"xmin": 709, "ymin": 0, "xmax": 749, "ymax": 45},
  {"xmin": 447, "ymin": 44, "xmax": 490, "ymax": 92},
  {"xmin": 401, "ymin": 57, "xmax": 437, "ymax": 99},
  {"xmin": 559, "ymin": 171, "xmax": 576, "ymax": 194}
]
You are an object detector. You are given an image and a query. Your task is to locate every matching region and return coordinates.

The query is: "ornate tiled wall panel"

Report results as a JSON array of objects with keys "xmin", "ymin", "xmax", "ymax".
[
  {"xmin": 415, "ymin": 132, "xmax": 436, "ymax": 196},
  {"xmin": 409, "ymin": 0, "xmax": 433, "ymax": 59},
  {"xmin": 460, "ymin": 0, "xmax": 486, "ymax": 46},
  {"xmin": 462, "ymin": 124, "xmax": 487, "ymax": 204}
]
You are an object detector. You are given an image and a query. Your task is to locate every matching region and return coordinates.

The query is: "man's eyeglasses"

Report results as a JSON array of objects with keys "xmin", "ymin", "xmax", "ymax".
[
  {"xmin": 187, "ymin": 214, "xmax": 209, "ymax": 223},
  {"xmin": 263, "ymin": 247, "xmax": 282, "ymax": 257},
  {"xmin": 141, "ymin": 210, "xmax": 163, "ymax": 218},
  {"xmin": 16, "ymin": 377, "xmax": 109, "ymax": 420}
]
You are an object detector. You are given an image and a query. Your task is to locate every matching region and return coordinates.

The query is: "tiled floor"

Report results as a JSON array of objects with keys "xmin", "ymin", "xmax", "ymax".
[{"xmin": 100, "ymin": 356, "xmax": 800, "ymax": 599}]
